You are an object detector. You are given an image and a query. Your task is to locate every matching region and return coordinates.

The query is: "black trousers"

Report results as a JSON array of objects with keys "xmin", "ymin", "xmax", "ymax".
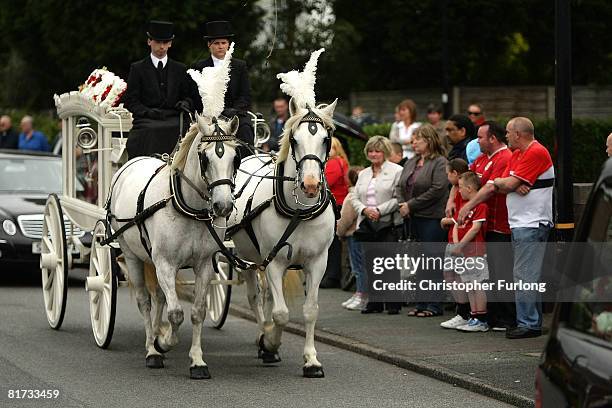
[{"xmin": 362, "ymin": 226, "xmax": 402, "ymax": 312}]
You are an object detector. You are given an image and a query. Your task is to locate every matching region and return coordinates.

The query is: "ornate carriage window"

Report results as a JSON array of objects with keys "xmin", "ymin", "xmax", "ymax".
[{"xmin": 74, "ymin": 117, "xmax": 99, "ymax": 205}]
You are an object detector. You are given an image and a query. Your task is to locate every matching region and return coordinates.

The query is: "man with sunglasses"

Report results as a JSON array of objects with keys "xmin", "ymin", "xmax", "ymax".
[
  {"xmin": 467, "ymin": 104, "xmax": 486, "ymax": 128},
  {"xmin": 465, "ymin": 104, "xmax": 486, "ymax": 164}
]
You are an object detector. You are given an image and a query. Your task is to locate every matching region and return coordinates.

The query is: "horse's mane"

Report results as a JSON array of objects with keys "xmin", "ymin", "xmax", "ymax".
[
  {"xmin": 170, "ymin": 123, "xmax": 199, "ymax": 171},
  {"xmin": 277, "ymin": 106, "xmax": 335, "ymax": 163}
]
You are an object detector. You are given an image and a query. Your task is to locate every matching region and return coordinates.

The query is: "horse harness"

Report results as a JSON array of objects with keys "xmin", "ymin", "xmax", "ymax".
[
  {"xmin": 225, "ymin": 110, "xmax": 339, "ymax": 271},
  {"xmin": 101, "ymin": 120, "xmax": 243, "ymax": 267}
]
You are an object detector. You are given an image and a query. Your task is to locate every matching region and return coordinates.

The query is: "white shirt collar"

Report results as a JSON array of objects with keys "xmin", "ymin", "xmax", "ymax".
[
  {"xmin": 488, "ymin": 145, "xmax": 508, "ymax": 158},
  {"xmin": 211, "ymin": 55, "xmax": 224, "ymax": 67},
  {"xmin": 150, "ymin": 54, "xmax": 168, "ymax": 68}
]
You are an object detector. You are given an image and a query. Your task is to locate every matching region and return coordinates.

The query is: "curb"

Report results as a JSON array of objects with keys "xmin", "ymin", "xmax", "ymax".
[{"xmin": 229, "ymin": 304, "xmax": 535, "ymax": 408}]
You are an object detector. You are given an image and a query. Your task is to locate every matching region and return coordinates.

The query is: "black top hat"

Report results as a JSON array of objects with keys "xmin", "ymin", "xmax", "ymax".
[
  {"xmin": 204, "ymin": 20, "xmax": 234, "ymax": 40},
  {"xmin": 147, "ymin": 20, "xmax": 175, "ymax": 41}
]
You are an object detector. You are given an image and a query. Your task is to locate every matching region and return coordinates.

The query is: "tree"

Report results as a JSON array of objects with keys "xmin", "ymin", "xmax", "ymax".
[{"xmin": 0, "ymin": 0, "xmax": 264, "ymax": 109}]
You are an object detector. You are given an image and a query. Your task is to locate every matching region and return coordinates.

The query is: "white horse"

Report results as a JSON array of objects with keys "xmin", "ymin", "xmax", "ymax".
[
  {"xmin": 228, "ymin": 98, "xmax": 337, "ymax": 377},
  {"xmin": 109, "ymin": 114, "xmax": 239, "ymax": 379}
]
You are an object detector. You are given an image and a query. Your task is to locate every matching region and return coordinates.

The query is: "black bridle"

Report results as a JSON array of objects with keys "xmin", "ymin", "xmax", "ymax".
[
  {"xmin": 197, "ymin": 117, "xmax": 240, "ymax": 193},
  {"xmin": 287, "ymin": 109, "xmax": 333, "ymax": 205}
]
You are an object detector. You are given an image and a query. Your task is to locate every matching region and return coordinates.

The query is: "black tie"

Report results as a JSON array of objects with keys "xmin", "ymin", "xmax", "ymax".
[{"xmin": 157, "ymin": 61, "xmax": 163, "ymax": 76}]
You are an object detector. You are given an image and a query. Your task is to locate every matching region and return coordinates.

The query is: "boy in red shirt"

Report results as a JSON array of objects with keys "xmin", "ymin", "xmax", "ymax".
[
  {"xmin": 442, "ymin": 171, "xmax": 489, "ymax": 332},
  {"xmin": 439, "ymin": 159, "xmax": 471, "ymax": 329}
]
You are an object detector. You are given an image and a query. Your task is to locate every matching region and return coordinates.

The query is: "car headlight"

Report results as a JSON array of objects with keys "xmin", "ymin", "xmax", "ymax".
[{"xmin": 2, "ymin": 219, "xmax": 17, "ymax": 236}]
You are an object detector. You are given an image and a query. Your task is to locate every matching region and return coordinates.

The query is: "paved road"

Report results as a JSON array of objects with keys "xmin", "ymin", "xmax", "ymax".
[{"xmin": 0, "ymin": 274, "xmax": 512, "ymax": 408}]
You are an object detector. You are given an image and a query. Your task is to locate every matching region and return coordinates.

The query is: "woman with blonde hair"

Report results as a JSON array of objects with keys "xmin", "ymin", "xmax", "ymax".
[
  {"xmin": 321, "ymin": 137, "xmax": 350, "ymax": 288},
  {"xmin": 396, "ymin": 124, "xmax": 449, "ymax": 317},
  {"xmin": 350, "ymin": 135, "xmax": 403, "ymax": 314}
]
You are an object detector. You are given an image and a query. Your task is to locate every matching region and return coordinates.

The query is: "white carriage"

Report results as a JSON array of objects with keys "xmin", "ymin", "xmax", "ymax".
[
  {"xmin": 40, "ymin": 47, "xmax": 335, "ymax": 379},
  {"xmin": 40, "ymin": 90, "xmax": 236, "ymax": 349}
]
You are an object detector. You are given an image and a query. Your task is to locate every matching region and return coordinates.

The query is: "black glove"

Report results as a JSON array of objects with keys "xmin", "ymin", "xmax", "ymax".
[
  {"xmin": 147, "ymin": 108, "xmax": 165, "ymax": 120},
  {"xmin": 175, "ymin": 99, "xmax": 191, "ymax": 113}
]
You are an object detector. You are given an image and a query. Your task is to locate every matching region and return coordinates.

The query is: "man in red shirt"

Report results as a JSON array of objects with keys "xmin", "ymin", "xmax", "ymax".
[
  {"xmin": 493, "ymin": 117, "xmax": 554, "ymax": 339},
  {"xmin": 457, "ymin": 121, "xmax": 515, "ymax": 330}
]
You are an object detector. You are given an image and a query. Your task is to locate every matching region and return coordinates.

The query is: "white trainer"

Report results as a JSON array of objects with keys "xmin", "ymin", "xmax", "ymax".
[
  {"xmin": 456, "ymin": 318, "xmax": 490, "ymax": 332},
  {"xmin": 346, "ymin": 296, "xmax": 366, "ymax": 311},
  {"xmin": 440, "ymin": 315, "xmax": 469, "ymax": 329},
  {"xmin": 342, "ymin": 294, "xmax": 357, "ymax": 308}
]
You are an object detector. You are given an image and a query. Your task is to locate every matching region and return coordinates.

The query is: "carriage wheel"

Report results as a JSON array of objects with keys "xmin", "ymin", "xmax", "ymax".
[
  {"xmin": 40, "ymin": 194, "xmax": 69, "ymax": 330},
  {"xmin": 206, "ymin": 254, "xmax": 233, "ymax": 329},
  {"xmin": 85, "ymin": 221, "xmax": 118, "ymax": 349}
]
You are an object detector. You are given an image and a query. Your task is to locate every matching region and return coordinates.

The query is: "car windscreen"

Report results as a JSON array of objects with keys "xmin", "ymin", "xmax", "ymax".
[{"xmin": 0, "ymin": 157, "xmax": 62, "ymax": 193}]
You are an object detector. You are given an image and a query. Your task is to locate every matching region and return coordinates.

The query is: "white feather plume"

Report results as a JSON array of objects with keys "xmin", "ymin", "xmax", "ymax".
[
  {"xmin": 187, "ymin": 42, "xmax": 235, "ymax": 118},
  {"xmin": 277, "ymin": 48, "xmax": 325, "ymax": 109}
]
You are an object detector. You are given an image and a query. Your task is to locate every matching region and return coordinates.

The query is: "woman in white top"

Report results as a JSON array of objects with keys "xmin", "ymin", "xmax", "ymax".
[
  {"xmin": 350, "ymin": 136, "xmax": 403, "ymax": 314},
  {"xmin": 389, "ymin": 99, "xmax": 420, "ymax": 159}
]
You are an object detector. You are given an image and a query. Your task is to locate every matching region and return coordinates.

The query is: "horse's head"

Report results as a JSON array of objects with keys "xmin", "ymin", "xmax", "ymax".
[
  {"xmin": 194, "ymin": 113, "xmax": 240, "ymax": 217},
  {"xmin": 285, "ymin": 98, "xmax": 337, "ymax": 199}
]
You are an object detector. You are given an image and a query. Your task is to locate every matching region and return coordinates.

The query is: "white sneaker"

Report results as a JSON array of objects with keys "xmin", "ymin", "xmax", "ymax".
[
  {"xmin": 456, "ymin": 318, "xmax": 490, "ymax": 332},
  {"xmin": 346, "ymin": 296, "xmax": 366, "ymax": 311},
  {"xmin": 342, "ymin": 294, "xmax": 357, "ymax": 308},
  {"xmin": 440, "ymin": 315, "xmax": 469, "ymax": 329}
]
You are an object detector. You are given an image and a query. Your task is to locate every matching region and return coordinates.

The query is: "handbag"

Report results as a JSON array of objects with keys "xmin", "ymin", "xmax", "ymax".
[{"xmin": 353, "ymin": 218, "xmax": 394, "ymax": 242}]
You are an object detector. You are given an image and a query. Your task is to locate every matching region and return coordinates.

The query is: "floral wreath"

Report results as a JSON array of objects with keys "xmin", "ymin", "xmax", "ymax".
[{"xmin": 79, "ymin": 67, "xmax": 127, "ymax": 109}]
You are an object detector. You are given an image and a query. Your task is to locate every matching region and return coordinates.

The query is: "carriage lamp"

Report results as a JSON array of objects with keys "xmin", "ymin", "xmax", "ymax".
[
  {"xmin": 76, "ymin": 117, "xmax": 98, "ymax": 149},
  {"xmin": 2, "ymin": 219, "xmax": 17, "ymax": 236}
]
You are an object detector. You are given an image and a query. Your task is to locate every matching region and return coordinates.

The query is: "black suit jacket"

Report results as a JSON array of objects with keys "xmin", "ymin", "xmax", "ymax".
[
  {"xmin": 124, "ymin": 57, "xmax": 194, "ymax": 119},
  {"xmin": 191, "ymin": 57, "xmax": 251, "ymax": 116},
  {"xmin": 0, "ymin": 128, "xmax": 19, "ymax": 149}
]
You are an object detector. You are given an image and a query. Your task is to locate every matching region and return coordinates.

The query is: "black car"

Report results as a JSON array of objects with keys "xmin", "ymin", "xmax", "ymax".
[
  {"xmin": 537, "ymin": 158, "xmax": 612, "ymax": 407},
  {"xmin": 0, "ymin": 149, "xmax": 84, "ymax": 271}
]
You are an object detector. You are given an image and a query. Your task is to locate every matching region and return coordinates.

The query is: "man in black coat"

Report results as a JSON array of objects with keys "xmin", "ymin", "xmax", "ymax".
[
  {"xmin": 124, "ymin": 20, "xmax": 195, "ymax": 158},
  {"xmin": 192, "ymin": 21, "xmax": 254, "ymax": 156},
  {"xmin": 0, "ymin": 115, "xmax": 19, "ymax": 149}
]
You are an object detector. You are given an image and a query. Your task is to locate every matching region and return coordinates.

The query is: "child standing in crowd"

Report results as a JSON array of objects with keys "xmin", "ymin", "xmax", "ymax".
[
  {"xmin": 337, "ymin": 166, "xmax": 366, "ymax": 310},
  {"xmin": 439, "ymin": 159, "xmax": 471, "ymax": 329},
  {"xmin": 441, "ymin": 171, "xmax": 489, "ymax": 332}
]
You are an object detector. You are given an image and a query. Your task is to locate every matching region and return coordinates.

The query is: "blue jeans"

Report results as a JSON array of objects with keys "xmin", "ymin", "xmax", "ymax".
[
  {"xmin": 347, "ymin": 236, "xmax": 366, "ymax": 293},
  {"xmin": 511, "ymin": 224, "xmax": 551, "ymax": 330}
]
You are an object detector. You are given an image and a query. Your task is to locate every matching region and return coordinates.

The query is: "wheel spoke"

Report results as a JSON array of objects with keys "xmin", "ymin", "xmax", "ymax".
[
  {"xmin": 42, "ymin": 236, "xmax": 53, "ymax": 253},
  {"xmin": 215, "ymin": 286, "xmax": 224, "ymax": 316},
  {"xmin": 92, "ymin": 256, "xmax": 101, "ymax": 275},
  {"xmin": 44, "ymin": 270, "xmax": 54, "ymax": 291}
]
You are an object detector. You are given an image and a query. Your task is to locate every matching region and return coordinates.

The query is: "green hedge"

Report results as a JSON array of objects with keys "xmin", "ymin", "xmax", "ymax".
[{"xmin": 343, "ymin": 119, "xmax": 612, "ymax": 182}]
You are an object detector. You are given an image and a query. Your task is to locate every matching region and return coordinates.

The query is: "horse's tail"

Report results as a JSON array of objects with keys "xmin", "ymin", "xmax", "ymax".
[
  {"xmin": 283, "ymin": 269, "xmax": 304, "ymax": 308},
  {"xmin": 143, "ymin": 262, "xmax": 195, "ymax": 303}
]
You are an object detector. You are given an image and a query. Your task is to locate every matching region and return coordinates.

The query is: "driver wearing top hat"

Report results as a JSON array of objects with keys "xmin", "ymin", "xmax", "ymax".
[
  {"xmin": 192, "ymin": 20, "xmax": 254, "ymax": 154},
  {"xmin": 124, "ymin": 20, "xmax": 195, "ymax": 158}
]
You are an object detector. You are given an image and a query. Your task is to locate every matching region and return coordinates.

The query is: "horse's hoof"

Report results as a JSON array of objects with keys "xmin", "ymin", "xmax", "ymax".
[
  {"xmin": 190, "ymin": 365, "xmax": 211, "ymax": 380},
  {"xmin": 258, "ymin": 335, "xmax": 281, "ymax": 363},
  {"xmin": 153, "ymin": 336, "xmax": 168, "ymax": 354},
  {"xmin": 261, "ymin": 351, "xmax": 282, "ymax": 364},
  {"xmin": 303, "ymin": 365, "xmax": 324, "ymax": 378},
  {"xmin": 145, "ymin": 355, "xmax": 164, "ymax": 369}
]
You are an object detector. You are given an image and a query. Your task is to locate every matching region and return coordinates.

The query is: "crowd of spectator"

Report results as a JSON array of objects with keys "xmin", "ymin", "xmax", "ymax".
[
  {"xmin": 0, "ymin": 114, "xmax": 50, "ymax": 152},
  {"xmin": 328, "ymin": 100, "xmax": 567, "ymax": 340}
]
